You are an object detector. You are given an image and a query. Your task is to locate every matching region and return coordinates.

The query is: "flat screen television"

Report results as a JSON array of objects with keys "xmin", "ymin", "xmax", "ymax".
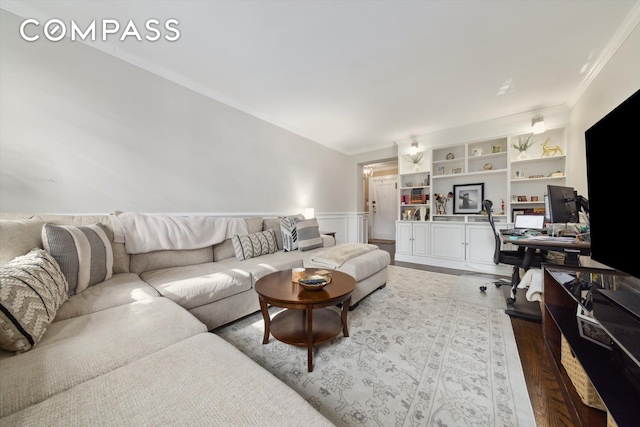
[
  {"xmin": 585, "ymin": 88, "xmax": 639, "ymax": 279},
  {"xmin": 546, "ymin": 184, "xmax": 579, "ymax": 224}
]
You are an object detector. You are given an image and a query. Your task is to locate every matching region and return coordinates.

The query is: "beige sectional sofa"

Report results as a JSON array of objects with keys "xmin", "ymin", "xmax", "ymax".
[{"xmin": 0, "ymin": 213, "xmax": 390, "ymax": 426}]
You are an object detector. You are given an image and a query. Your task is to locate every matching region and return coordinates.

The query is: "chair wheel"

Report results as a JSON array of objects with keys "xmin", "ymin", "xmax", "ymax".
[
  {"xmin": 494, "ymin": 282, "xmax": 503, "ymax": 288},
  {"xmin": 507, "ymin": 297, "xmax": 516, "ymax": 304},
  {"xmin": 479, "ymin": 286, "xmax": 487, "ymax": 292}
]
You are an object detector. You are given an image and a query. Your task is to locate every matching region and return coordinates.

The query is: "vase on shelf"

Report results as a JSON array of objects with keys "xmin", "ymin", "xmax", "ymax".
[
  {"xmin": 517, "ymin": 151, "xmax": 530, "ymax": 160},
  {"xmin": 413, "ymin": 163, "xmax": 421, "ymax": 172}
]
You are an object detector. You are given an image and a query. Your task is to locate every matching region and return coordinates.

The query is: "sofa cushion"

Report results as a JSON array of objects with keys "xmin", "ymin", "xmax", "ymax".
[
  {"xmin": 141, "ymin": 263, "xmax": 252, "ymax": 310},
  {"xmin": 129, "ymin": 247, "xmax": 213, "ymax": 275},
  {"xmin": 0, "ymin": 249, "xmax": 69, "ymax": 353},
  {"xmin": 42, "ymin": 223, "xmax": 113, "ymax": 295},
  {"xmin": 232, "ymin": 229, "xmax": 278, "ymax": 261},
  {"xmin": 54, "ymin": 273, "xmax": 159, "ymax": 321},
  {"xmin": 0, "ymin": 217, "xmax": 45, "ymax": 266},
  {"xmin": 262, "ymin": 217, "xmax": 283, "ymax": 250},
  {"xmin": 295, "ymin": 217, "xmax": 323, "ymax": 251},
  {"xmin": 279, "ymin": 214, "xmax": 304, "ymax": 251},
  {"xmin": 0, "ymin": 333, "xmax": 334, "ymax": 426},
  {"xmin": 0, "ymin": 297, "xmax": 206, "ymax": 418},
  {"xmin": 215, "ymin": 250, "xmax": 305, "ymax": 285}
]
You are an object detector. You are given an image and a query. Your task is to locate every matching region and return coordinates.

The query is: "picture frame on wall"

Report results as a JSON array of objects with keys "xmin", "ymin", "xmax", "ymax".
[{"xmin": 453, "ymin": 183, "xmax": 484, "ymax": 214}]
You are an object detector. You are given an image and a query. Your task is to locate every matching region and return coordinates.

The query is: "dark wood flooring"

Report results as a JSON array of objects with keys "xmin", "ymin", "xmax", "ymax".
[{"xmin": 370, "ymin": 240, "xmax": 596, "ymax": 427}]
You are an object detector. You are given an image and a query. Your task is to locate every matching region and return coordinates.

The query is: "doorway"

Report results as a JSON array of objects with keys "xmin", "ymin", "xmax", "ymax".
[{"xmin": 370, "ymin": 175, "xmax": 397, "ymax": 241}]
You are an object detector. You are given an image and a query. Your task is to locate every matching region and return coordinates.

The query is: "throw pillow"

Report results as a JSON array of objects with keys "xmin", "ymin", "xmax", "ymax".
[
  {"xmin": 42, "ymin": 223, "xmax": 114, "ymax": 296},
  {"xmin": 295, "ymin": 217, "xmax": 323, "ymax": 252},
  {"xmin": 0, "ymin": 248, "xmax": 69, "ymax": 353},
  {"xmin": 231, "ymin": 229, "xmax": 278, "ymax": 261},
  {"xmin": 279, "ymin": 214, "xmax": 304, "ymax": 252}
]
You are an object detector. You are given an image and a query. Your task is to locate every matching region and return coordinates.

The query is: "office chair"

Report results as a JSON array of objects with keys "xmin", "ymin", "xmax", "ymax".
[{"xmin": 479, "ymin": 199, "xmax": 545, "ymax": 304}]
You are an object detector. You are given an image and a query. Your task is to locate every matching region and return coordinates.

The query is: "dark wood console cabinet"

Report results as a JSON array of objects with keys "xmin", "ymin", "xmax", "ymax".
[{"xmin": 543, "ymin": 264, "xmax": 640, "ymax": 426}]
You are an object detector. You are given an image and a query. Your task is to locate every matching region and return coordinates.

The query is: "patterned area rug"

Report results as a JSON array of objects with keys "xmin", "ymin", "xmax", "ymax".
[{"xmin": 215, "ymin": 266, "xmax": 535, "ymax": 426}]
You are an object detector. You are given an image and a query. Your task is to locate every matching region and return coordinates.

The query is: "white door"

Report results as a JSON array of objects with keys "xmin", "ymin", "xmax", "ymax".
[{"xmin": 370, "ymin": 176, "xmax": 397, "ymax": 241}]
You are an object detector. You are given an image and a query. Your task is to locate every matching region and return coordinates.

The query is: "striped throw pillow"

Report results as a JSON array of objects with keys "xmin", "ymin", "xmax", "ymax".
[
  {"xmin": 295, "ymin": 217, "xmax": 323, "ymax": 252},
  {"xmin": 231, "ymin": 229, "xmax": 278, "ymax": 261},
  {"xmin": 0, "ymin": 248, "xmax": 69, "ymax": 353},
  {"xmin": 279, "ymin": 214, "xmax": 304, "ymax": 252},
  {"xmin": 42, "ymin": 223, "xmax": 113, "ymax": 295}
]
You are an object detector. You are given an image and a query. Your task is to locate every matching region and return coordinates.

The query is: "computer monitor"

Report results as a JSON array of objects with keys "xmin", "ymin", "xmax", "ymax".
[{"xmin": 546, "ymin": 185, "xmax": 579, "ymax": 223}]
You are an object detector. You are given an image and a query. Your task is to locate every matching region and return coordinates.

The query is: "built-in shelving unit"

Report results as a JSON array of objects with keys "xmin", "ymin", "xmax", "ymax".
[{"xmin": 395, "ymin": 126, "xmax": 569, "ymax": 272}]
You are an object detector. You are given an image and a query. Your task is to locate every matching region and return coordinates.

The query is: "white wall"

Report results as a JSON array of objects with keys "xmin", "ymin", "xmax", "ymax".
[
  {"xmin": 0, "ymin": 10, "xmax": 352, "ymax": 216},
  {"xmin": 569, "ymin": 23, "xmax": 640, "ymax": 197}
]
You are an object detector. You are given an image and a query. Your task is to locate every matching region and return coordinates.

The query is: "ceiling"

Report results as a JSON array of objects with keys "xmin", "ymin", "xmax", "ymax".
[{"xmin": 4, "ymin": 0, "xmax": 639, "ymax": 155}]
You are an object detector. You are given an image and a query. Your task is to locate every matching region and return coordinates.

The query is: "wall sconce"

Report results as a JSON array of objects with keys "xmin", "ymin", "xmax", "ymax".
[
  {"xmin": 362, "ymin": 166, "xmax": 373, "ymax": 178},
  {"xmin": 409, "ymin": 142, "xmax": 419, "ymax": 155},
  {"xmin": 531, "ymin": 117, "xmax": 546, "ymax": 134},
  {"xmin": 304, "ymin": 208, "xmax": 315, "ymax": 219}
]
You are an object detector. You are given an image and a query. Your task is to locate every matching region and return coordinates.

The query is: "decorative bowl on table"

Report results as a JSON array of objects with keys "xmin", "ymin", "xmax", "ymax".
[{"xmin": 298, "ymin": 274, "xmax": 332, "ymax": 291}]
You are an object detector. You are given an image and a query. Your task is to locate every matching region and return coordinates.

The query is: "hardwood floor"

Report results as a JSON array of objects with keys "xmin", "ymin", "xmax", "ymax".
[{"xmin": 370, "ymin": 240, "xmax": 592, "ymax": 427}]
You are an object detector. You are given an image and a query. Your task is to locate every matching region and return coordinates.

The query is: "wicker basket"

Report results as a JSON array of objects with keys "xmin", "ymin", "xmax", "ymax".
[{"xmin": 560, "ymin": 335, "xmax": 606, "ymax": 411}]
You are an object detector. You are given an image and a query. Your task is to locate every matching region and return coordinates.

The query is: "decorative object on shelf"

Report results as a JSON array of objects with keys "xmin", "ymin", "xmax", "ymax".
[
  {"xmin": 492, "ymin": 145, "xmax": 502, "ymax": 153},
  {"xmin": 517, "ymin": 195, "xmax": 528, "ymax": 202},
  {"xmin": 451, "ymin": 167, "xmax": 462, "ymax": 174},
  {"xmin": 511, "ymin": 134, "xmax": 536, "ymax": 160},
  {"xmin": 511, "ymin": 194, "xmax": 517, "ymax": 202},
  {"xmin": 514, "ymin": 169, "xmax": 525, "ymax": 179},
  {"xmin": 484, "ymin": 163, "xmax": 493, "ymax": 170},
  {"xmin": 540, "ymin": 138, "xmax": 563, "ymax": 157},
  {"xmin": 531, "ymin": 196, "xmax": 539, "ymax": 202},
  {"xmin": 437, "ymin": 166, "xmax": 445, "ymax": 175},
  {"xmin": 472, "ymin": 148, "xmax": 483, "ymax": 156},
  {"xmin": 453, "ymin": 183, "xmax": 484, "ymax": 214},
  {"xmin": 404, "ymin": 181, "xmax": 412, "ymax": 187},
  {"xmin": 434, "ymin": 192, "xmax": 453, "ymax": 215},
  {"xmin": 410, "ymin": 153, "xmax": 423, "ymax": 172},
  {"xmin": 528, "ymin": 174, "xmax": 543, "ymax": 178},
  {"xmin": 549, "ymin": 171, "xmax": 563, "ymax": 177},
  {"xmin": 445, "ymin": 152, "xmax": 455, "ymax": 160}
]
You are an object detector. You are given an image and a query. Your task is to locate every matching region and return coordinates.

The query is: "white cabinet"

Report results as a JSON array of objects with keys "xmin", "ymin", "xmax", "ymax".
[
  {"xmin": 430, "ymin": 223, "xmax": 465, "ymax": 261},
  {"xmin": 465, "ymin": 224, "xmax": 497, "ymax": 265},
  {"xmin": 396, "ymin": 221, "xmax": 429, "ymax": 258}
]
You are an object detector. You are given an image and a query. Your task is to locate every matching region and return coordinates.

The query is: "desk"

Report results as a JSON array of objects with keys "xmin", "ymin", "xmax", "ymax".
[{"xmin": 501, "ymin": 234, "xmax": 590, "ymax": 266}]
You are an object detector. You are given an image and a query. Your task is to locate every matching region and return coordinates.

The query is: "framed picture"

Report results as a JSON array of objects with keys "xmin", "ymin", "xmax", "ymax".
[
  {"xmin": 576, "ymin": 306, "xmax": 611, "ymax": 349},
  {"xmin": 453, "ymin": 183, "xmax": 484, "ymax": 214},
  {"xmin": 492, "ymin": 145, "xmax": 502, "ymax": 153},
  {"xmin": 451, "ymin": 167, "xmax": 462, "ymax": 174},
  {"xmin": 437, "ymin": 166, "xmax": 445, "ymax": 175}
]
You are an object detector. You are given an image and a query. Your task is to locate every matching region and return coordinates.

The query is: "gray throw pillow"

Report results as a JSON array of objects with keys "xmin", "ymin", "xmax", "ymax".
[
  {"xmin": 41, "ymin": 223, "xmax": 113, "ymax": 295},
  {"xmin": 295, "ymin": 218, "xmax": 323, "ymax": 252}
]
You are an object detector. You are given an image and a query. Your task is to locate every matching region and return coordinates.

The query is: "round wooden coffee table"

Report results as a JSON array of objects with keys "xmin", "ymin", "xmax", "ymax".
[{"xmin": 255, "ymin": 268, "xmax": 356, "ymax": 372}]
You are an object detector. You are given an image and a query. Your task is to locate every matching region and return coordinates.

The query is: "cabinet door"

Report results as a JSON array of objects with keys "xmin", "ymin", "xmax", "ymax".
[
  {"xmin": 412, "ymin": 222, "xmax": 429, "ymax": 257},
  {"xmin": 466, "ymin": 224, "xmax": 496, "ymax": 265},
  {"xmin": 431, "ymin": 223, "xmax": 465, "ymax": 261},
  {"xmin": 396, "ymin": 221, "xmax": 413, "ymax": 255}
]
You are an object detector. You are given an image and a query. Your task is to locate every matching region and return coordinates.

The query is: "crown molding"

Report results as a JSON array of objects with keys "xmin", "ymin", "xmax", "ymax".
[{"xmin": 568, "ymin": 1, "xmax": 640, "ymax": 107}]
